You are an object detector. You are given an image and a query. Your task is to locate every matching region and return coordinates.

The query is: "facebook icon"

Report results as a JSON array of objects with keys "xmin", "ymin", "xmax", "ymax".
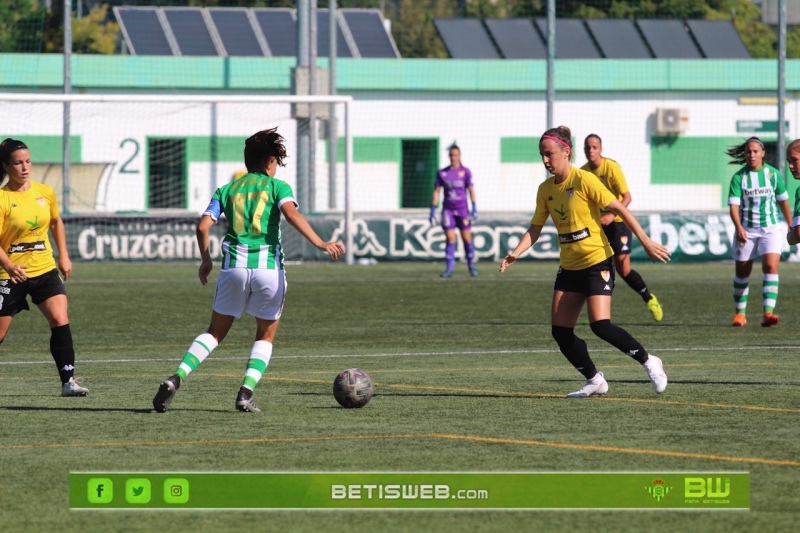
[{"xmin": 88, "ymin": 478, "xmax": 113, "ymax": 504}]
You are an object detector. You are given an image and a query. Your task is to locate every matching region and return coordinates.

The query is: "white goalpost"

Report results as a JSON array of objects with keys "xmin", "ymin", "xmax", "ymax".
[{"xmin": 0, "ymin": 92, "xmax": 356, "ymax": 264}]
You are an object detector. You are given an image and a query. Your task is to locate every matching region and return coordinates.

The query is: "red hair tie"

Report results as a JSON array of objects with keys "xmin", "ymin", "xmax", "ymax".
[{"xmin": 541, "ymin": 135, "xmax": 570, "ymax": 149}]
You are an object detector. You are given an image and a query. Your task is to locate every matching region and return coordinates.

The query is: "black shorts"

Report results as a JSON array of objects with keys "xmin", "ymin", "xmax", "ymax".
[
  {"xmin": 0, "ymin": 269, "xmax": 66, "ymax": 317},
  {"xmin": 603, "ymin": 221, "xmax": 633, "ymax": 256},
  {"xmin": 554, "ymin": 257, "xmax": 615, "ymax": 296}
]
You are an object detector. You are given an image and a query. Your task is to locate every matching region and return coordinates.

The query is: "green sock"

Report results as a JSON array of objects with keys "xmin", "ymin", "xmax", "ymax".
[
  {"xmin": 733, "ymin": 276, "xmax": 749, "ymax": 315},
  {"xmin": 175, "ymin": 332, "xmax": 218, "ymax": 381},
  {"xmin": 242, "ymin": 340, "xmax": 273, "ymax": 391},
  {"xmin": 763, "ymin": 273, "xmax": 779, "ymax": 313}
]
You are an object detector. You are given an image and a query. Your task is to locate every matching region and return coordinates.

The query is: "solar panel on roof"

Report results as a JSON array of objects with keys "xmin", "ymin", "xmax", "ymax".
[
  {"xmin": 535, "ymin": 19, "xmax": 602, "ymax": 58},
  {"xmin": 686, "ymin": 20, "xmax": 750, "ymax": 59},
  {"xmin": 163, "ymin": 8, "xmax": 219, "ymax": 56},
  {"xmin": 253, "ymin": 8, "xmax": 297, "ymax": 57},
  {"xmin": 209, "ymin": 8, "xmax": 266, "ymax": 57},
  {"xmin": 434, "ymin": 19, "xmax": 500, "ymax": 59},
  {"xmin": 341, "ymin": 10, "xmax": 398, "ymax": 58},
  {"xmin": 317, "ymin": 10, "xmax": 354, "ymax": 58},
  {"xmin": 484, "ymin": 18, "xmax": 545, "ymax": 59},
  {"xmin": 636, "ymin": 19, "xmax": 702, "ymax": 59},
  {"xmin": 114, "ymin": 7, "xmax": 174, "ymax": 56},
  {"xmin": 585, "ymin": 19, "xmax": 651, "ymax": 59}
]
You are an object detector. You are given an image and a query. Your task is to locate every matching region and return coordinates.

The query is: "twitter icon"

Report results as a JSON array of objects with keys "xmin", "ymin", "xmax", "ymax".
[{"xmin": 125, "ymin": 478, "xmax": 151, "ymax": 504}]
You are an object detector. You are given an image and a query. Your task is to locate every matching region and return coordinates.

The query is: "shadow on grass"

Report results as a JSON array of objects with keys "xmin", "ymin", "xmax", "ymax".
[
  {"xmin": 290, "ymin": 391, "xmax": 550, "ymax": 400},
  {"xmin": 0, "ymin": 406, "xmax": 232, "ymax": 413},
  {"xmin": 545, "ymin": 379, "xmax": 786, "ymax": 386}
]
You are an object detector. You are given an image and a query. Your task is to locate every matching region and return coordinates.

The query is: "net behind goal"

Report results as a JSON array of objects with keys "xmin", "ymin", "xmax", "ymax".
[
  {"xmin": 0, "ymin": 92, "xmax": 355, "ymax": 262},
  {"xmin": 0, "ymin": 93, "xmax": 352, "ymax": 214}
]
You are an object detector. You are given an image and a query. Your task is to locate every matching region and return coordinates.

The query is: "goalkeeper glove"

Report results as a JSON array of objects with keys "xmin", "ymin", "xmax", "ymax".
[
  {"xmin": 429, "ymin": 205, "xmax": 437, "ymax": 225},
  {"xmin": 470, "ymin": 203, "xmax": 478, "ymax": 222}
]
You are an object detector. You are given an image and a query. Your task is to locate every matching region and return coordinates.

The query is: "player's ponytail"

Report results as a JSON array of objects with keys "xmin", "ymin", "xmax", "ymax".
[{"xmin": 244, "ymin": 127, "xmax": 288, "ymax": 173}]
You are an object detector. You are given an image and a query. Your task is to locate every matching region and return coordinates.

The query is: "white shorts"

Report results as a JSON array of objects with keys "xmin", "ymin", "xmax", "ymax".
[
  {"xmin": 732, "ymin": 225, "xmax": 784, "ymax": 262},
  {"xmin": 212, "ymin": 268, "xmax": 287, "ymax": 320}
]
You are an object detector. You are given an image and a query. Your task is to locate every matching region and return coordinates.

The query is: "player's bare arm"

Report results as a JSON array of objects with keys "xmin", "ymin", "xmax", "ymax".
[
  {"xmin": 281, "ymin": 202, "xmax": 345, "ymax": 260},
  {"xmin": 500, "ymin": 224, "xmax": 543, "ymax": 272},
  {"xmin": 607, "ymin": 199, "xmax": 670, "ymax": 264},
  {"xmin": 729, "ymin": 205, "xmax": 747, "ymax": 244},
  {"xmin": 50, "ymin": 216, "xmax": 72, "ymax": 280},
  {"xmin": 0, "ymin": 246, "xmax": 27, "ymax": 283},
  {"xmin": 196, "ymin": 215, "xmax": 215, "ymax": 285},
  {"xmin": 779, "ymin": 199, "xmax": 793, "ymax": 227}
]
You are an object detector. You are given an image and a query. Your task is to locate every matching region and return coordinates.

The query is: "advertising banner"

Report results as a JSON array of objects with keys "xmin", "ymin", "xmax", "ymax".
[
  {"xmin": 70, "ymin": 471, "xmax": 749, "ymax": 510},
  {"xmin": 63, "ymin": 213, "xmax": 799, "ymax": 263}
]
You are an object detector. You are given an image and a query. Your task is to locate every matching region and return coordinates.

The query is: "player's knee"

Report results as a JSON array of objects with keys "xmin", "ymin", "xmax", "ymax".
[
  {"xmin": 551, "ymin": 325, "xmax": 575, "ymax": 352},
  {"xmin": 590, "ymin": 319, "xmax": 616, "ymax": 342}
]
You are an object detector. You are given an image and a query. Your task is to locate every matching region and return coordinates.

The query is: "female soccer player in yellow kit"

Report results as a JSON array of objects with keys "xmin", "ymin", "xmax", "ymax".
[
  {"xmin": 0, "ymin": 138, "xmax": 88, "ymax": 397},
  {"xmin": 582, "ymin": 134, "xmax": 663, "ymax": 321},
  {"xmin": 500, "ymin": 126, "xmax": 670, "ymax": 398}
]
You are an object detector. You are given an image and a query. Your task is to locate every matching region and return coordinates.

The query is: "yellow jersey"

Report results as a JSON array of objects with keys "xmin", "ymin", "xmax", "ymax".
[
  {"xmin": 532, "ymin": 166, "xmax": 616, "ymax": 270},
  {"xmin": 0, "ymin": 182, "xmax": 59, "ymax": 279},
  {"xmin": 581, "ymin": 157, "xmax": 629, "ymax": 223}
]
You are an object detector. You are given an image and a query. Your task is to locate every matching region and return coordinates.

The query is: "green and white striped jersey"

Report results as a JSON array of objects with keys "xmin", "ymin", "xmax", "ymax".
[
  {"xmin": 205, "ymin": 172, "xmax": 296, "ymax": 270},
  {"xmin": 727, "ymin": 164, "xmax": 788, "ymax": 228}
]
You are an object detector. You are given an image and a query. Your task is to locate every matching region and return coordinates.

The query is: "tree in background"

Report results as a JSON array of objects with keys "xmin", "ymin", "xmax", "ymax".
[
  {"xmin": 0, "ymin": 0, "xmax": 47, "ymax": 53},
  {"xmin": 44, "ymin": 4, "xmax": 120, "ymax": 54},
  {"xmin": 0, "ymin": 0, "xmax": 794, "ymax": 59},
  {"xmin": 386, "ymin": 0, "xmax": 450, "ymax": 58}
]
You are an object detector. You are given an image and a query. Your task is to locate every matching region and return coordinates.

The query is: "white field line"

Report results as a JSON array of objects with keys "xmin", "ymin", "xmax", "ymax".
[{"xmin": 1, "ymin": 344, "xmax": 798, "ymax": 365}]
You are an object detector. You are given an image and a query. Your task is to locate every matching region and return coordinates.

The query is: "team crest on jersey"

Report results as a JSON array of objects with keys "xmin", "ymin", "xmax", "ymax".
[
  {"xmin": 601, "ymin": 270, "xmax": 611, "ymax": 282},
  {"xmin": 620, "ymin": 236, "xmax": 629, "ymax": 251},
  {"xmin": 567, "ymin": 187, "xmax": 574, "ymax": 199},
  {"xmin": 36, "ymin": 196, "xmax": 45, "ymax": 207},
  {"xmin": 458, "ymin": 170, "xmax": 465, "ymax": 178}
]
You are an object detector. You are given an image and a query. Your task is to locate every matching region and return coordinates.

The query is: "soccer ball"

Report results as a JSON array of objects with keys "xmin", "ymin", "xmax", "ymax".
[{"xmin": 333, "ymin": 368, "xmax": 374, "ymax": 408}]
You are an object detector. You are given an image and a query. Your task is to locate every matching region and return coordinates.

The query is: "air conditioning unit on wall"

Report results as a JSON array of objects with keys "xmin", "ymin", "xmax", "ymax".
[{"xmin": 656, "ymin": 108, "xmax": 689, "ymax": 134}]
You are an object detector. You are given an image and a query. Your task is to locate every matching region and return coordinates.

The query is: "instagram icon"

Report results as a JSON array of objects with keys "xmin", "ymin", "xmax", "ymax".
[{"xmin": 163, "ymin": 478, "xmax": 190, "ymax": 504}]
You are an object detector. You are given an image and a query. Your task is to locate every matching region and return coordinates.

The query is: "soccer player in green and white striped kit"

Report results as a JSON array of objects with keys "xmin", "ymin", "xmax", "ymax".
[
  {"xmin": 153, "ymin": 128, "xmax": 345, "ymax": 413},
  {"xmin": 727, "ymin": 136, "xmax": 792, "ymax": 328}
]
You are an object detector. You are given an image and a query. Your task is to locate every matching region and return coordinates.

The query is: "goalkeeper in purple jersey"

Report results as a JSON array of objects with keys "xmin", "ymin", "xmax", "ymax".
[
  {"xmin": 430, "ymin": 144, "xmax": 478, "ymax": 277},
  {"xmin": 153, "ymin": 127, "xmax": 344, "ymax": 414}
]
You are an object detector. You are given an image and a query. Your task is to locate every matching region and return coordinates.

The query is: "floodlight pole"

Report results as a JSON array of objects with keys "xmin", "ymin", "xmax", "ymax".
[
  {"xmin": 63, "ymin": 0, "xmax": 71, "ymax": 214},
  {"xmin": 546, "ymin": 0, "xmax": 555, "ymax": 130},
  {"xmin": 778, "ymin": 0, "xmax": 787, "ymax": 180}
]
